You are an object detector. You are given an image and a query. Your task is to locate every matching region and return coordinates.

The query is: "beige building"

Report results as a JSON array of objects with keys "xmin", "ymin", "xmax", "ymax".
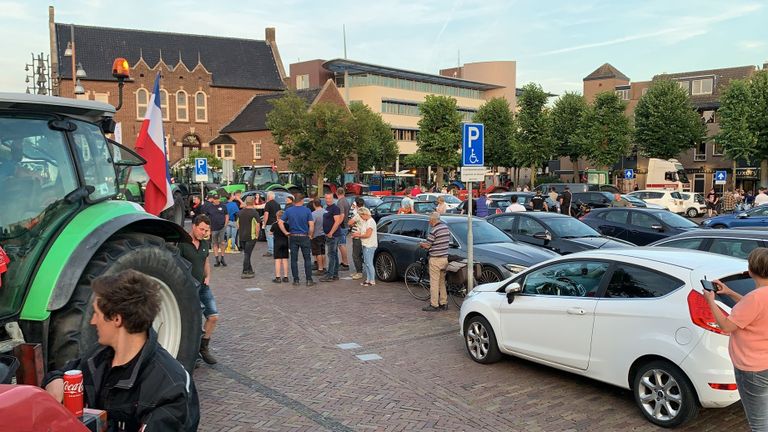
[{"xmin": 289, "ymin": 59, "xmax": 517, "ymax": 171}]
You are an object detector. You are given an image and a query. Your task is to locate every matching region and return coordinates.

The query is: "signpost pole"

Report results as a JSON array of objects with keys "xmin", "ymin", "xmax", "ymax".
[{"xmin": 467, "ymin": 181, "xmax": 473, "ymax": 293}]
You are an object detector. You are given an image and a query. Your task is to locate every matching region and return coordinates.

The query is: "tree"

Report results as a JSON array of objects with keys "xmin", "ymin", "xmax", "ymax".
[
  {"xmin": 634, "ymin": 79, "xmax": 706, "ymax": 159},
  {"xmin": 750, "ymin": 71, "xmax": 768, "ymax": 187},
  {"xmin": 266, "ymin": 92, "xmax": 357, "ymax": 194},
  {"xmin": 350, "ymin": 101, "xmax": 398, "ymax": 171},
  {"xmin": 718, "ymin": 79, "xmax": 759, "ymax": 190},
  {"xmin": 181, "ymin": 150, "xmax": 222, "ymax": 170},
  {"xmin": 405, "ymin": 95, "xmax": 462, "ymax": 188},
  {"xmin": 576, "ymin": 91, "xmax": 633, "ymax": 170},
  {"xmin": 472, "ymin": 97, "xmax": 515, "ymax": 169},
  {"xmin": 513, "ymin": 83, "xmax": 555, "ymax": 187},
  {"xmin": 551, "ymin": 92, "xmax": 588, "ymax": 182}
]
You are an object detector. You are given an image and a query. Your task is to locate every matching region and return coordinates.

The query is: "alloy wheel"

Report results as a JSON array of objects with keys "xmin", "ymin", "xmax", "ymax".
[
  {"xmin": 466, "ymin": 321, "xmax": 490, "ymax": 360},
  {"xmin": 375, "ymin": 253, "xmax": 394, "ymax": 281},
  {"xmin": 637, "ymin": 368, "xmax": 683, "ymax": 422}
]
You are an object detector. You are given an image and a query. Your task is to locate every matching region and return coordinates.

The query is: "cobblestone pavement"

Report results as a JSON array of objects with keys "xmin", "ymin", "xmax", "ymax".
[{"xmin": 194, "ymin": 241, "xmax": 749, "ymax": 432}]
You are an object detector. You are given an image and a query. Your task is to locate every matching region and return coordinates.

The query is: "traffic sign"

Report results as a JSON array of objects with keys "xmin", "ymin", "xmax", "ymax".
[
  {"xmin": 195, "ymin": 158, "xmax": 208, "ymax": 182},
  {"xmin": 462, "ymin": 123, "xmax": 484, "ymax": 166},
  {"xmin": 460, "ymin": 166, "xmax": 486, "ymax": 182},
  {"xmin": 715, "ymin": 170, "xmax": 727, "ymax": 185},
  {"xmin": 624, "ymin": 169, "xmax": 634, "ymax": 179}
]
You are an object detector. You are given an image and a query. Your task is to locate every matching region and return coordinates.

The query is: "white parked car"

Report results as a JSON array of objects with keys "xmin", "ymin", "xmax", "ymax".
[
  {"xmin": 680, "ymin": 193, "xmax": 708, "ymax": 218},
  {"xmin": 460, "ymin": 248, "xmax": 751, "ymax": 428},
  {"xmin": 415, "ymin": 193, "xmax": 462, "ymax": 210},
  {"xmin": 629, "ymin": 190, "xmax": 686, "ymax": 213}
]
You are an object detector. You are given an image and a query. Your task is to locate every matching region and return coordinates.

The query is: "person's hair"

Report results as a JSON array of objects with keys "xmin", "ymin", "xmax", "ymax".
[
  {"xmin": 276, "ymin": 210, "xmax": 284, "ymax": 218},
  {"xmin": 510, "ymin": 195, "xmax": 518, "ymax": 203},
  {"xmin": 245, "ymin": 196, "xmax": 255, "ymax": 205},
  {"xmin": 312, "ymin": 198, "xmax": 322, "ymax": 209},
  {"xmin": 437, "ymin": 196, "xmax": 445, "ymax": 204},
  {"xmin": 429, "ymin": 212, "xmax": 441, "ymax": 224},
  {"xmin": 193, "ymin": 214, "xmax": 211, "ymax": 226},
  {"xmin": 337, "ymin": 187, "xmax": 345, "ymax": 195},
  {"xmin": 267, "ymin": 191, "xmax": 275, "ymax": 200},
  {"xmin": 355, "ymin": 197, "xmax": 365, "ymax": 208},
  {"xmin": 293, "ymin": 192, "xmax": 304, "ymax": 202},
  {"xmin": 91, "ymin": 270, "xmax": 161, "ymax": 334},
  {"xmin": 748, "ymin": 248, "xmax": 768, "ymax": 278},
  {"xmin": 357, "ymin": 207, "xmax": 371, "ymax": 216},
  {"xmin": 234, "ymin": 190, "xmax": 241, "ymax": 195}
]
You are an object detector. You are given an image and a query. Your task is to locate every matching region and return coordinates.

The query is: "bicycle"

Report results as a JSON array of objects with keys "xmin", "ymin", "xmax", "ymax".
[{"xmin": 404, "ymin": 255, "xmax": 468, "ymax": 308}]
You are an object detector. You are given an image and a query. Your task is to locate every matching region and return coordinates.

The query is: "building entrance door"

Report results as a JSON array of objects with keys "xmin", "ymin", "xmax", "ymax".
[{"xmin": 693, "ymin": 174, "xmax": 705, "ymax": 193}]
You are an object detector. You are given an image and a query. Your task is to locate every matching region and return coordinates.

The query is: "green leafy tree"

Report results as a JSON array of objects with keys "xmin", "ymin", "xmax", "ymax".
[
  {"xmin": 513, "ymin": 83, "xmax": 555, "ymax": 187},
  {"xmin": 350, "ymin": 101, "xmax": 398, "ymax": 171},
  {"xmin": 750, "ymin": 71, "xmax": 768, "ymax": 186},
  {"xmin": 472, "ymin": 97, "xmax": 515, "ymax": 169},
  {"xmin": 576, "ymin": 92, "xmax": 633, "ymax": 170},
  {"xmin": 718, "ymin": 79, "xmax": 759, "ymax": 189},
  {"xmin": 266, "ymin": 92, "xmax": 357, "ymax": 193},
  {"xmin": 551, "ymin": 92, "xmax": 588, "ymax": 182},
  {"xmin": 405, "ymin": 95, "xmax": 462, "ymax": 188},
  {"xmin": 634, "ymin": 79, "xmax": 707, "ymax": 159}
]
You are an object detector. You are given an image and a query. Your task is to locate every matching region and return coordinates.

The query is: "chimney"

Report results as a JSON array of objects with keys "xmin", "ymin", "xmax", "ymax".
[
  {"xmin": 265, "ymin": 27, "xmax": 276, "ymax": 44},
  {"xmin": 763, "ymin": 61, "xmax": 768, "ymax": 71}
]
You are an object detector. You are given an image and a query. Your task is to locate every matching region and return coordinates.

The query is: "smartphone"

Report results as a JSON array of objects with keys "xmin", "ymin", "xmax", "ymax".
[{"xmin": 700, "ymin": 279, "xmax": 719, "ymax": 292}]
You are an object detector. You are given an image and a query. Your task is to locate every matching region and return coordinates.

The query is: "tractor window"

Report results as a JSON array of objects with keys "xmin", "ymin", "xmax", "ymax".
[{"xmin": 71, "ymin": 120, "xmax": 117, "ymax": 200}]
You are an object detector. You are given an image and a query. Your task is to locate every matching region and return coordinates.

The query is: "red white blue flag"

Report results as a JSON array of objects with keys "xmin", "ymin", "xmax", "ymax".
[{"xmin": 134, "ymin": 74, "xmax": 173, "ymax": 216}]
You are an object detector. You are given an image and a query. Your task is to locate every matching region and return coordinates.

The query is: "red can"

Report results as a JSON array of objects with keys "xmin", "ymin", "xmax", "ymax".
[{"xmin": 63, "ymin": 369, "xmax": 84, "ymax": 417}]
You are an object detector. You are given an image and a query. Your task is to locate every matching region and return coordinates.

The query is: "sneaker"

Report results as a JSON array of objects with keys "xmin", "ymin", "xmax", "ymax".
[
  {"xmin": 351, "ymin": 273, "xmax": 363, "ymax": 280},
  {"xmin": 240, "ymin": 273, "xmax": 249, "ymax": 279},
  {"xmin": 292, "ymin": 280, "xmax": 300, "ymax": 286},
  {"xmin": 422, "ymin": 305, "xmax": 440, "ymax": 312},
  {"xmin": 439, "ymin": 304, "xmax": 448, "ymax": 311},
  {"xmin": 340, "ymin": 264, "xmax": 350, "ymax": 270},
  {"xmin": 319, "ymin": 276, "xmax": 334, "ymax": 282},
  {"xmin": 272, "ymin": 277, "xmax": 282, "ymax": 283},
  {"xmin": 314, "ymin": 270, "xmax": 326, "ymax": 276},
  {"xmin": 306, "ymin": 281, "xmax": 316, "ymax": 287},
  {"xmin": 263, "ymin": 252, "xmax": 273, "ymax": 257},
  {"xmin": 282, "ymin": 277, "xmax": 289, "ymax": 283},
  {"xmin": 244, "ymin": 272, "xmax": 255, "ymax": 279}
]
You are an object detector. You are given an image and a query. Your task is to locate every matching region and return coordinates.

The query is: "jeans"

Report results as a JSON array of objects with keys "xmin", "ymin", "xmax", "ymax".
[
  {"xmin": 352, "ymin": 237, "xmax": 363, "ymax": 273},
  {"xmin": 362, "ymin": 246, "xmax": 376, "ymax": 282},
  {"xmin": 735, "ymin": 367, "xmax": 768, "ymax": 431},
  {"xmin": 198, "ymin": 283, "xmax": 219, "ymax": 317},
  {"xmin": 226, "ymin": 221, "xmax": 238, "ymax": 247},
  {"xmin": 325, "ymin": 236, "xmax": 340, "ymax": 277},
  {"xmin": 289, "ymin": 235, "xmax": 313, "ymax": 282},
  {"xmin": 242, "ymin": 240, "xmax": 255, "ymax": 273},
  {"xmin": 265, "ymin": 223, "xmax": 274, "ymax": 254}
]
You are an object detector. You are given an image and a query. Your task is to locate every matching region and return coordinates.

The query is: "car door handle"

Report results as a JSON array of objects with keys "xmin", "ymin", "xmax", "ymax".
[{"xmin": 567, "ymin": 307, "xmax": 586, "ymax": 315}]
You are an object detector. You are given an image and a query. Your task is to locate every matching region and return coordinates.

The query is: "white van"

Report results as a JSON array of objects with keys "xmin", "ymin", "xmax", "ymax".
[{"xmin": 628, "ymin": 190, "xmax": 685, "ymax": 213}]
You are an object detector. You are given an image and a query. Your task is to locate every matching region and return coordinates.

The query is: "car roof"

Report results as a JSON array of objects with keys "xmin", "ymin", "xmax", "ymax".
[
  {"xmin": 569, "ymin": 248, "xmax": 745, "ymax": 271},
  {"xmin": 0, "ymin": 92, "xmax": 115, "ymax": 119},
  {"xmin": 489, "ymin": 211, "xmax": 566, "ymax": 220},
  {"xmin": 590, "ymin": 207, "xmax": 661, "ymax": 213},
  {"xmin": 632, "ymin": 190, "xmax": 674, "ymax": 194},
  {"xmin": 655, "ymin": 229, "xmax": 768, "ymax": 240},
  {"xmin": 380, "ymin": 214, "xmax": 483, "ymax": 223}
]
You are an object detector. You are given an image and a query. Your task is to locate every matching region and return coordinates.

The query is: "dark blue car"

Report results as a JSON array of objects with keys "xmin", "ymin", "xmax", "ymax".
[
  {"xmin": 701, "ymin": 206, "xmax": 768, "ymax": 229},
  {"xmin": 581, "ymin": 208, "xmax": 701, "ymax": 245}
]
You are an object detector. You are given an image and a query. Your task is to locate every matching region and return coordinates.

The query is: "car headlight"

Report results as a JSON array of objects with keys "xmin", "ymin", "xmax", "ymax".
[
  {"xmin": 702, "ymin": 219, "xmax": 711, "ymax": 225},
  {"xmin": 504, "ymin": 263, "xmax": 527, "ymax": 274}
]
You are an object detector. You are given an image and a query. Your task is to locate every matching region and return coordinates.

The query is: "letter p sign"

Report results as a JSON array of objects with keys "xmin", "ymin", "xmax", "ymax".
[{"xmin": 462, "ymin": 123, "xmax": 484, "ymax": 166}]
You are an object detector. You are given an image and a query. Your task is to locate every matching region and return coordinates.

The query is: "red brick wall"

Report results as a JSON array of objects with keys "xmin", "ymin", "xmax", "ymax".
[{"xmin": 288, "ymin": 60, "xmax": 333, "ymax": 90}]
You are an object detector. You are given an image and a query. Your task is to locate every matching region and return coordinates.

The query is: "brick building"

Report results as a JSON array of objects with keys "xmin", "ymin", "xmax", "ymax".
[
  {"xmin": 216, "ymin": 79, "xmax": 356, "ymax": 171},
  {"xmin": 48, "ymin": 7, "xmax": 286, "ymax": 167},
  {"xmin": 557, "ymin": 62, "xmax": 765, "ymax": 192}
]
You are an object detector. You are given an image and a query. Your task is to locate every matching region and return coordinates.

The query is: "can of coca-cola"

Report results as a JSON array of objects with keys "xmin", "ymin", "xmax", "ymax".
[{"xmin": 63, "ymin": 369, "xmax": 84, "ymax": 417}]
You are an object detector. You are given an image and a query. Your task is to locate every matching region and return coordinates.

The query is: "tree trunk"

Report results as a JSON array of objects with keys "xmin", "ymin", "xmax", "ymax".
[
  {"xmin": 761, "ymin": 160, "xmax": 768, "ymax": 189},
  {"xmin": 571, "ymin": 157, "xmax": 579, "ymax": 183},
  {"xmin": 315, "ymin": 167, "xmax": 325, "ymax": 198},
  {"xmin": 530, "ymin": 164, "xmax": 537, "ymax": 188},
  {"xmin": 435, "ymin": 166, "xmax": 444, "ymax": 189}
]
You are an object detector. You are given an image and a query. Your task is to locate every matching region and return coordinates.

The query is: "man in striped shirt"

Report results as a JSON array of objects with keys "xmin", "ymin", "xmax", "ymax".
[{"xmin": 419, "ymin": 212, "xmax": 451, "ymax": 311}]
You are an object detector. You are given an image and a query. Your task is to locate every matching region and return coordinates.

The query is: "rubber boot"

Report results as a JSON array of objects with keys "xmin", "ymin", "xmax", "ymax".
[{"xmin": 199, "ymin": 337, "xmax": 218, "ymax": 364}]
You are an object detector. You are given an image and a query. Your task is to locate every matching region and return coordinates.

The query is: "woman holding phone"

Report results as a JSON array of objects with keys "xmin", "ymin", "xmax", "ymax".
[{"xmin": 706, "ymin": 248, "xmax": 768, "ymax": 431}]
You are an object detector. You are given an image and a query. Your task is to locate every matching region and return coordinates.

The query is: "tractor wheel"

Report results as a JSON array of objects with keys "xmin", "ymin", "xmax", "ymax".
[
  {"xmin": 47, "ymin": 233, "xmax": 202, "ymax": 372},
  {"xmin": 159, "ymin": 192, "xmax": 185, "ymax": 226}
]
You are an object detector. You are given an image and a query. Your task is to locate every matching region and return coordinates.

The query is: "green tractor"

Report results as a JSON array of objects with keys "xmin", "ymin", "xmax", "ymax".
[
  {"xmin": 219, "ymin": 164, "xmax": 288, "ymax": 195},
  {"xmin": 119, "ymin": 165, "xmax": 187, "ymax": 226},
  {"xmin": 0, "ymin": 93, "xmax": 201, "ymax": 372}
]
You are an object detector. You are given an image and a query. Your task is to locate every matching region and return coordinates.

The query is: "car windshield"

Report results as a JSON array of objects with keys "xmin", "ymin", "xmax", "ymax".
[
  {"xmin": 364, "ymin": 197, "xmax": 383, "ymax": 208},
  {"xmin": 449, "ymin": 219, "xmax": 511, "ymax": 245},
  {"xmin": 652, "ymin": 211, "xmax": 698, "ymax": 228},
  {"xmin": 546, "ymin": 218, "xmax": 601, "ymax": 238},
  {"xmin": 443, "ymin": 195, "xmax": 461, "ymax": 204},
  {"xmin": 413, "ymin": 202, "xmax": 436, "ymax": 213},
  {"xmin": 623, "ymin": 195, "xmax": 643, "ymax": 204}
]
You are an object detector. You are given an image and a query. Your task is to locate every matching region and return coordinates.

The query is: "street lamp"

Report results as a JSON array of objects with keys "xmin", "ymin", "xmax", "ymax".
[{"xmin": 63, "ymin": 24, "xmax": 86, "ymax": 96}]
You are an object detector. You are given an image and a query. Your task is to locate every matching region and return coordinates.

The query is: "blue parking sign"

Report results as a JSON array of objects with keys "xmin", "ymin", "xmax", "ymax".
[
  {"xmin": 195, "ymin": 158, "xmax": 208, "ymax": 182},
  {"xmin": 462, "ymin": 123, "xmax": 484, "ymax": 166}
]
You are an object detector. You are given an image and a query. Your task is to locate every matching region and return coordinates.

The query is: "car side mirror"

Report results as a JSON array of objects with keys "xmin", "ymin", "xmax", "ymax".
[
  {"xmin": 737, "ymin": 213, "xmax": 749, "ymax": 219},
  {"xmin": 532, "ymin": 231, "xmax": 552, "ymax": 242},
  {"xmin": 505, "ymin": 282, "xmax": 522, "ymax": 304},
  {"xmin": 650, "ymin": 223, "xmax": 664, "ymax": 231}
]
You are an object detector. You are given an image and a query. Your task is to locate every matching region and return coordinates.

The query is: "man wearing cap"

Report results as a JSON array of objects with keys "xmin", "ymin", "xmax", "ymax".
[
  {"xmin": 202, "ymin": 191, "xmax": 229, "ymax": 267},
  {"xmin": 278, "ymin": 192, "xmax": 316, "ymax": 286}
]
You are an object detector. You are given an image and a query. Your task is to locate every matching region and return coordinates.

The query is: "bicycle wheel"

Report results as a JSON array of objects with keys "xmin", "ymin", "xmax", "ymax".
[
  {"xmin": 404, "ymin": 262, "xmax": 430, "ymax": 301},
  {"xmin": 448, "ymin": 282, "xmax": 466, "ymax": 308}
]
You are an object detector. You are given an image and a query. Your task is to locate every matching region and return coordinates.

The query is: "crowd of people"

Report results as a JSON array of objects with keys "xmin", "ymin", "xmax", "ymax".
[{"xmin": 706, "ymin": 187, "xmax": 768, "ymax": 217}]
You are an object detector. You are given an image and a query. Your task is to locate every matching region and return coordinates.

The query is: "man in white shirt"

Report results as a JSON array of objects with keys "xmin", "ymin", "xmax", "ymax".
[
  {"xmin": 505, "ymin": 195, "xmax": 527, "ymax": 212},
  {"xmin": 755, "ymin": 188, "xmax": 768, "ymax": 206}
]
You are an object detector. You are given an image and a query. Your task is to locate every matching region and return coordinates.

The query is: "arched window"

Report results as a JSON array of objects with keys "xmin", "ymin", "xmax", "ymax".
[
  {"xmin": 159, "ymin": 89, "xmax": 169, "ymax": 120},
  {"xmin": 195, "ymin": 91, "xmax": 208, "ymax": 122},
  {"xmin": 136, "ymin": 88, "xmax": 148, "ymax": 119},
  {"xmin": 176, "ymin": 90, "xmax": 188, "ymax": 121}
]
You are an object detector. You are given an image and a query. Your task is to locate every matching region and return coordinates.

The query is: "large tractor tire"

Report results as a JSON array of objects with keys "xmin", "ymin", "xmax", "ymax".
[
  {"xmin": 48, "ymin": 233, "xmax": 202, "ymax": 372},
  {"xmin": 159, "ymin": 192, "xmax": 185, "ymax": 226}
]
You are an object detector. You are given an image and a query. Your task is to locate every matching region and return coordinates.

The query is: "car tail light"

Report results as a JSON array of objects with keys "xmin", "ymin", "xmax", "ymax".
[
  {"xmin": 708, "ymin": 383, "xmax": 738, "ymax": 391},
  {"xmin": 687, "ymin": 290, "xmax": 728, "ymax": 335}
]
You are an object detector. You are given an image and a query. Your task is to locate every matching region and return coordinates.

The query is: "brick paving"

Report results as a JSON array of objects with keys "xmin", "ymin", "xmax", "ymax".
[{"xmin": 195, "ymin": 241, "xmax": 749, "ymax": 431}]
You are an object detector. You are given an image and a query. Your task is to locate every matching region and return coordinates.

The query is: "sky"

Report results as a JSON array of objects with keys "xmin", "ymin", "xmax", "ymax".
[{"xmin": 2, "ymin": 0, "xmax": 767, "ymax": 95}]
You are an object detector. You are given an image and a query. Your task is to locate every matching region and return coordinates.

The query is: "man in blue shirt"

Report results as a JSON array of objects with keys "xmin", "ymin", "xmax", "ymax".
[
  {"xmin": 278, "ymin": 192, "xmax": 315, "ymax": 286},
  {"xmin": 321, "ymin": 193, "xmax": 343, "ymax": 282}
]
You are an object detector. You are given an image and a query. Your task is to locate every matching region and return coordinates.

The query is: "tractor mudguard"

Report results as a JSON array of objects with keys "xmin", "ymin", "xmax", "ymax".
[{"xmin": 20, "ymin": 201, "xmax": 190, "ymax": 321}]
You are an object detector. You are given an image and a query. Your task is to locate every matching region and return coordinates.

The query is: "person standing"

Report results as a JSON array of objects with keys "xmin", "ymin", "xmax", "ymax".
[
  {"xmin": 321, "ymin": 193, "xmax": 343, "ymax": 282},
  {"xmin": 352, "ymin": 207, "xmax": 378, "ymax": 286},
  {"xmin": 705, "ymin": 248, "xmax": 768, "ymax": 431},
  {"xmin": 548, "ymin": 187, "xmax": 560, "ymax": 212},
  {"xmin": 475, "ymin": 194, "xmax": 489, "ymax": 217},
  {"xmin": 262, "ymin": 192, "xmax": 280, "ymax": 257},
  {"xmin": 746, "ymin": 190, "xmax": 756, "ymax": 210},
  {"xmin": 435, "ymin": 196, "xmax": 448, "ymax": 214},
  {"xmin": 530, "ymin": 190, "xmax": 548, "ymax": 211},
  {"xmin": 706, "ymin": 188, "xmax": 719, "ymax": 217},
  {"xmin": 310, "ymin": 198, "xmax": 327, "ymax": 276},
  {"xmin": 723, "ymin": 189, "xmax": 736, "ymax": 213},
  {"xmin": 238, "ymin": 196, "xmax": 260, "ymax": 279},
  {"xmin": 278, "ymin": 192, "xmax": 315, "ymax": 286},
  {"xmin": 348, "ymin": 197, "xmax": 366, "ymax": 280},
  {"xmin": 335, "ymin": 188, "xmax": 351, "ymax": 270},
  {"xmin": 225, "ymin": 193, "xmax": 240, "ymax": 252},
  {"xmin": 419, "ymin": 212, "xmax": 451, "ymax": 312},
  {"xmin": 610, "ymin": 193, "xmax": 632, "ymax": 207},
  {"xmin": 178, "ymin": 214, "xmax": 218, "ymax": 365},
  {"xmin": 271, "ymin": 210, "xmax": 290, "ymax": 283},
  {"xmin": 559, "ymin": 186, "xmax": 573, "ymax": 216},
  {"xmin": 189, "ymin": 195, "xmax": 203, "ymax": 219},
  {"xmin": 754, "ymin": 188, "xmax": 768, "ymax": 207},
  {"xmin": 202, "ymin": 191, "xmax": 229, "ymax": 267},
  {"xmin": 505, "ymin": 195, "xmax": 527, "ymax": 212}
]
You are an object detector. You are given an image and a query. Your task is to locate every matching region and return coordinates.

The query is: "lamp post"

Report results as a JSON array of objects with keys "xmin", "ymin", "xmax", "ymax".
[
  {"xmin": 25, "ymin": 52, "xmax": 52, "ymax": 95},
  {"xmin": 63, "ymin": 24, "xmax": 86, "ymax": 96}
]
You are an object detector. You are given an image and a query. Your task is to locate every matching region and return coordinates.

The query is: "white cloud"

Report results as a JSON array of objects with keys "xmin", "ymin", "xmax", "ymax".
[{"xmin": 739, "ymin": 40, "xmax": 766, "ymax": 50}]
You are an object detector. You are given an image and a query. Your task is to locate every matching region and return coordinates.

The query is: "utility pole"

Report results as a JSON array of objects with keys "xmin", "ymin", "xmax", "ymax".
[{"xmin": 343, "ymin": 24, "xmax": 349, "ymax": 104}]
